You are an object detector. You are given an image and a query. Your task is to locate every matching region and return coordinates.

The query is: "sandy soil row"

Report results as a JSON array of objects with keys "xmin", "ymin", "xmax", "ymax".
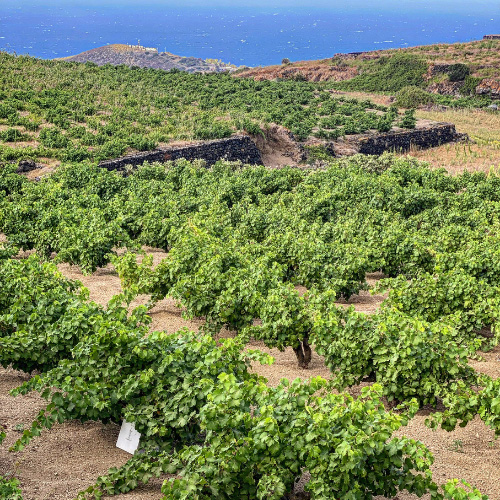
[{"xmin": 0, "ymin": 250, "xmax": 498, "ymax": 500}]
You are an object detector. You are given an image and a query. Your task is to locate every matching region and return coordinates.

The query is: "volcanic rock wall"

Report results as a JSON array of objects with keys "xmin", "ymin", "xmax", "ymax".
[
  {"xmin": 98, "ymin": 135, "xmax": 263, "ymax": 171},
  {"xmin": 336, "ymin": 123, "xmax": 463, "ymax": 156}
]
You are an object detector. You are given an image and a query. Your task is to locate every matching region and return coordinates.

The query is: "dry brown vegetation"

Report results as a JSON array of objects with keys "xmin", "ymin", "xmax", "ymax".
[
  {"xmin": 237, "ymin": 39, "xmax": 500, "ymax": 83},
  {"xmin": 406, "ymin": 107, "xmax": 500, "ymax": 174}
]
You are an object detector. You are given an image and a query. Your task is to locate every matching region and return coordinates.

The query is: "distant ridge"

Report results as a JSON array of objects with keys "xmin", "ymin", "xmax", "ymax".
[
  {"xmin": 236, "ymin": 39, "xmax": 500, "ymax": 99},
  {"xmin": 56, "ymin": 43, "xmax": 237, "ymax": 73}
]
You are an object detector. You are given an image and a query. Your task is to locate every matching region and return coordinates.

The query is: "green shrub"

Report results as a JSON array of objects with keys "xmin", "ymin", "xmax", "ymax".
[
  {"xmin": 0, "ymin": 476, "xmax": 23, "ymax": 500},
  {"xmin": 0, "ymin": 128, "xmax": 30, "ymax": 142},
  {"xmin": 0, "ymin": 103, "xmax": 15, "ymax": 119},
  {"xmin": 395, "ymin": 86, "xmax": 434, "ymax": 108},
  {"xmin": 66, "ymin": 125, "xmax": 87, "ymax": 139},
  {"xmin": 376, "ymin": 114, "xmax": 393, "ymax": 132},
  {"xmin": 39, "ymin": 127, "xmax": 69, "ymax": 148},
  {"xmin": 15, "ymin": 116, "xmax": 41, "ymax": 132},
  {"xmin": 400, "ymin": 109, "xmax": 417, "ymax": 129},
  {"xmin": 62, "ymin": 145, "xmax": 92, "ymax": 162},
  {"xmin": 304, "ymin": 145, "xmax": 335, "ymax": 161},
  {"xmin": 127, "ymin": 134, "xmax": 158, "ymax": 151},
  {"xmin": 94, "ymin": 140, "xmax": 127, "ymax": 162},
  {"xmin": 194, "ymin": 121, "xmax": 233, "ymax": 140},
  {"xmin": 447, "ymin": 63, "xmax": 470, "ymax": 82},
  {"xmin": 460, "ymin": 76, "xmax": 482, "ymax": 96},
  {"xmin": 334, "ymin": 54, "xmax": 428, "ymax": 92}
]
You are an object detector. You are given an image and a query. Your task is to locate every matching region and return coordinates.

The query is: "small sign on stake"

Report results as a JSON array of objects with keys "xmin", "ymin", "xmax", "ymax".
[{"xmin": 116, "ymin": 420, "xmax": 141, "ymax": 455}]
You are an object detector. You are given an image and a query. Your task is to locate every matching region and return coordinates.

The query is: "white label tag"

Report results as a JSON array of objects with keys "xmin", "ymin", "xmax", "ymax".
[{"xmin": 116, "ymin": 420, "xmax": 141, "ymax": 455}]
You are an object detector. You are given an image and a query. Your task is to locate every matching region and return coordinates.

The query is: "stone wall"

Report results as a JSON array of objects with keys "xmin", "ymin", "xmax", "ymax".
[
  {"xmin": 428, "ymin": 63, "xmax": 453, "ymax": 76},
  {"xmin": 476, "ymin": 78, "xmax": 500, "ymax": 100},
  {"xmin": 99, "ymin": 135, "xmax": 263, "ymax": 171},
  {"xmin": 483, "ymin": 35, "xmax": 500, "ymax": 40},
  {"xmin": 339, "ymin": 123, "xmax": 462, "ymax": 156},
  {"xmin": 99, "ymin": 124, "xmax": 464, "ymax": 171}
]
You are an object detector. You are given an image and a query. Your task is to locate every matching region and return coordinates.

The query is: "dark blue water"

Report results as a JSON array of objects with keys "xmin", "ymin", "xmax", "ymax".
[{"xmin": 1, "ymin": 1, "xmax": 499, "ymax": 66}]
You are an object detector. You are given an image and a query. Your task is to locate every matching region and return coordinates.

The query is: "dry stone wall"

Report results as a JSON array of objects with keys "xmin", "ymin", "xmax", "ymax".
[
  {"xmin": 98, "ymin": 124, "xmax": 464, "ymax": 172},
  {"xmin": 98, "ymin": 135, "xmax": 263, "ymax": 171},
  {"xmin": 336, "ymin": 123, "xmax": 463, "ymax": 156}
]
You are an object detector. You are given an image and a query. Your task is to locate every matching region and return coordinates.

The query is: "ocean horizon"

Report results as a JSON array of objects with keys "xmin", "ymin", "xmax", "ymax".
[{"xmin": 1, "ymin": 1, "xmax": 499, "ymax": 67}]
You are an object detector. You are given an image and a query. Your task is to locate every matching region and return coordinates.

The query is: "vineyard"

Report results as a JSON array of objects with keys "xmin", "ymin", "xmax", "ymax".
[
  {"xmin": 0, "ymin": 153, "xmax": 499, "ymax": 499},
  {"xmin": 0, "ymin": 52, "xmax": 422, "ymax": 166}
]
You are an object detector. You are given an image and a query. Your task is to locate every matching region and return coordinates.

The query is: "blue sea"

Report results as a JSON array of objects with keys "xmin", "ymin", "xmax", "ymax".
[{"xmin": 1, "ymin": 1, "xmax": 499, "ymax": 67}]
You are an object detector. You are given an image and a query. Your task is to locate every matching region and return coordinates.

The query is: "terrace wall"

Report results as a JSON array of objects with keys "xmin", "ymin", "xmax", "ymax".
[
  {"xmin": 98, "ymin": 135, "xmax": 263, "ymax": 171},
  {"xmin": 341, "ymin": 123, "xmax": 463, "ymax": 156}
]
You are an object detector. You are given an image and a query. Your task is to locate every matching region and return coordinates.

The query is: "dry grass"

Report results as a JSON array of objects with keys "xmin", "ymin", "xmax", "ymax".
[
  {"xmin": 238, "ymin": 40, "xmax": 500, "ymax": 83},
  {"xmin": 400, "ymin": 108, "xmax": 500, "ymax": 174},
  {"xmin": 328, "ymin": 90, "xmax": 394, "ymax": 107}
]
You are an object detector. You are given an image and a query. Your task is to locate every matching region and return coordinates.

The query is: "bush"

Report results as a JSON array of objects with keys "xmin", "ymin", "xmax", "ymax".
[
  {"xmin": 39, "ymin": 127, "xmax": 69, "ymax": 149},
  {"xmin": 400, "ymin": 109, "xmax": 417, "ymax": 129},
  {"xmin": 460, "ymin": 76, "xmax": 482, "ymax": 96},
  {"xmin": 447, "ymin": 63, "xmax": 470, "ymax": 82},
  {"xmin": 281, "ymin": 58, "xmax": 291, "ymax": 65},
  {"xmin": 127, "ymin": 134, "xmax": 157, "ymax": 151},
  {"xmin": 194, "ymin": 121, "xmax": 233, "ymax": 140},
  {"xmin": 395, "ymin": 86, "xmax": 434, "ymax": 108},
  {"xmin": 0, "ymin": 128, "xmax": 29, "ymax": 142},
  {"xmin": 335, "ymin": 54, "xmax": 428, "ymax": 92},
  {"xmin": 0, "ymin": 103, "xmax": 15, "ymax": 119},
  {"xmin": 376, "ymin": 114, "xmax": 393, "ymax": 132},
  {"xmin": 0, "ymin": 476, "xmax": 23, "ymax": 500},
  {"xmin": 61, "ymin": 145, "xmax": 92, "ymax": 162},
  {"xmin": 163, "ymin": 378, "xmax": 438, "ymax": 500},
  {"xmin": 94, "ymin": 140, "xmax": 127, "ymax": 162}
]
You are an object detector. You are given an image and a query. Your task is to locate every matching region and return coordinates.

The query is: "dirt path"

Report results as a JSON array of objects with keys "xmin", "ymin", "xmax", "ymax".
[{"xmin": 1, "ymin": 254, "xmax": 499, "ymax": 500}]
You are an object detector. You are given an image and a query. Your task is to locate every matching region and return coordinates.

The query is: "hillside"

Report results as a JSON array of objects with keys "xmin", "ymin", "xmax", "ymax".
[
  {"xmin": 0, "ymin": 51, "xmax": 433, "ymax": 167},
  {"xmin": 3, "ymin": 38, "xmax": 500, "ymax": 500},
  {"xmin": 57, "ymin": 43, "xmax": 236, "ymax": 73},
  {"xmin": 237, "ymin": 39, "xmax": 500, "ymax": 99}
]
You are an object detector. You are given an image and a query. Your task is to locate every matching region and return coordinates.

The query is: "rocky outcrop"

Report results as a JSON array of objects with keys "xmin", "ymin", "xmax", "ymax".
[
  {"xmin": 428, "ymin": 64, "xmax": 454, "ymax": 77},
  {"xmin": 476, "ymin": 79, "xmax": 500, "ymax": 99},
  {"xmin": 98, "ymin": 135, "xmax": 263, "ymax": 171},
  {"xmin": 16, "ymin": 159, "xmax": 40, "ymax": 174},
  {"xmin": 58, "ymin": 44, "xmax": 235, "ymax": 74},
  {"xmin": 427, "ymin": 81, "xmax": 464, "ymax": 97}
]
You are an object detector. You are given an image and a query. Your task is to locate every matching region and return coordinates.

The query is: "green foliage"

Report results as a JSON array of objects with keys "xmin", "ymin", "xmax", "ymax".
[
  {"xmin": 0, "ymin": 52, "xmax": 398, "ymax": 162},
  {"xmin": 304, "ymin": 144, "xmax": 335, "ymax": 162},
  {"xmin": 395, "ymin": 85, "xmax": 435, "ymax": 108},
  {"xmin": 38, "ymin": 127, "xmax": 69, "ymax": 148},
  {"xmin": 0, "ymin": 155, "xmax": 494, "ymax": 498},
  {"xmin": 0, "ymin": 128, "xmax": 30, "ymax": 142},
  {"xmin": 162, "ymin": 378, "xmax": 437, "ymax": 500},
  {"xmin": 193, "ymin": 120, "xmax": 233, "ymax": 140},
  {"xmin": 0, "ymin": 102, "xmax": 15, "ymax": 119},
  {"xmin": 312, "ymin": 304, "xmax": 478, "ymax": 405},
  {"xmin": 401, "ymin": 109, "xmax": 417, "ymax": 129},
  {"xmin": 441, "ymin": 480, "xmax": 489, "ymax": 500},
  {"xmin": 0, "ymin": 255, "xmax": 94, "ymax": 372},
  {"xmin": 374, "ymin": 270, "xmax": 500, "ymax": 345},
  {"xmin": 54, "ymin": 210, "xmax": 132, "ymax": 274},
  {"xmin": 376, "ymin": 113, "xmax": 393, "ymax": 132},
  {"xmin": 333, "ymin": 54, "xmax": 428, "ymax": 92},
  {"xmin": 0, "ymin": 476, "xmax": 23, "ymax": 500},
  {"xmin": 460, "ymin": 76, "xmax": 482, "ymax": 96},
  {"xmin": 447, "ymin": 63, "xmax": 471, "ymax": 82}
]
